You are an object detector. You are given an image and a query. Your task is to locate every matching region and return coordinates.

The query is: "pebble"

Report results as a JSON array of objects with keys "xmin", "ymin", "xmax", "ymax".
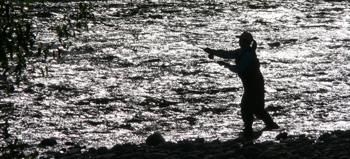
[
  {"xmin": 67, "ymin": 148, "xmax": 81, "ymax": 155},
  {"xmin": 145, "ymin": 132, "xmax": 166, "ymax": 146},
  {"xmin": 52, "ymin": 130, "xmax": 350, "ymax": 159},
  {"xmin": 39, "ymin": 138, "xmax": 57, "ymax": 147},
  {"xmin": 276, "ymin": 132, "xmax": 288, "ymax": 140},
  {"xmin": 147, "ymin": 152, "xmax": 168, "ymax": 159},
  {"xmin": 97, "ymin": 147, "xmax": 109, "ymax": 155},
  {"xmin": 339, "ymin": 130, "xmax": 350, "ymax": 138}
]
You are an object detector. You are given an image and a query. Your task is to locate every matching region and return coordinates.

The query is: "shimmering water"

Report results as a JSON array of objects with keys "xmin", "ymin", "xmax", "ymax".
[{"xmin": 1, "ymin": 0, "xmax": 349, "ymax": 152}]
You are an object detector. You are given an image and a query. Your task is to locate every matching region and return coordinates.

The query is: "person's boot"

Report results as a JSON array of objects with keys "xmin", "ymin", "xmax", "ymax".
[
  {"xmin": 243, "ymin": 127, "xmax": 254, "ymax": 138},
  {"xmin": 263, "ymin": 122, "xmax": 279, "ymax": 131}
]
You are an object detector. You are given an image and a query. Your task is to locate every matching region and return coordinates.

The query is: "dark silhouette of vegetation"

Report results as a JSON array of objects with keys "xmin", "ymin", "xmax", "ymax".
[
  {"xmin": 1, "ymin": 1, "xmax": 94, "ymax": 158},
  {"xmin": 0, "ymin": 1, "xmax": 35, "ymax": 93},
  {"xmin": 0, "ymin": 1, "xmax": 94, "ymax": 93}
]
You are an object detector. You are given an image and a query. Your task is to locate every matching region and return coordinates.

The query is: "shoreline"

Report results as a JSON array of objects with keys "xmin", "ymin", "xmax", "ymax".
[{"xmin": 51, "ymin": 129, "xmax": 350, "ymax": 159}]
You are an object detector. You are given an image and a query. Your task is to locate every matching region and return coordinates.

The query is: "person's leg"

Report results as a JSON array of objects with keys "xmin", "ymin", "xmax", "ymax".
[
  {"xmin": 255, "ymin": 108, "xmax": 279, "ymax": 129},
  {"xmin": 254, "ymin": 89, "xmax": 279, "ymax": 129},
  {"xmin": 241, "ymin": 94, "xmax": 254, "ymax": 137}
]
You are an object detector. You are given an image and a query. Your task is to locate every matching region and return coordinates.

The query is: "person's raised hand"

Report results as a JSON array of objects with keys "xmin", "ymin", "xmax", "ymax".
[
  {"xmin": 203, "ymin": 48, "xmax": 214, "ymax": 59},
  {"xmin": 203, "ymin": 48, "xmax": 212, "ymax": 53}
]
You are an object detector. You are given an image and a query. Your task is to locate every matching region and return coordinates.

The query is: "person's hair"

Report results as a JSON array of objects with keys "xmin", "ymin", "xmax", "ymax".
[{"xmin": 252, "ymin": 40, "xmax": 257, "ymax": 51}]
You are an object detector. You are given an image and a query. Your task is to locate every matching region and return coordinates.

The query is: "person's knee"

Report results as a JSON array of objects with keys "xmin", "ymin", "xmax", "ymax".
[
  {"xmin": 253, "ymin": 108, "xmax": 268, "ymax": 118},
  {"xmin": 241, "ymin": 110, "xmax": 254, "ymax": 121}
]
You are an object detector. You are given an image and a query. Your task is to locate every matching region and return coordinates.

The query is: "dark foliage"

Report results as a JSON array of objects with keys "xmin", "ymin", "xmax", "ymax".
[
  {"xmin": 0, "ymin": 1, "xmax": 94, "ymax": 93},
  {"xmin": 1, "ymin": 1, "xmax": 94, "ymax": 158}
]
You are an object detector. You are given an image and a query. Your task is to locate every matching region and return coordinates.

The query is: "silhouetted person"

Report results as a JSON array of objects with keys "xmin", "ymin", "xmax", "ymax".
[{"xmin": 203, "ymin": 31, "xmax": 279, "ymax": 137}]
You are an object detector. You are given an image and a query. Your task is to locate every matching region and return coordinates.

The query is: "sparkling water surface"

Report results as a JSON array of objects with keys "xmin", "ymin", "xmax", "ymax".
[{"xmin": 1, "ymin": 0, "xmax": 349, "ymax": 152}]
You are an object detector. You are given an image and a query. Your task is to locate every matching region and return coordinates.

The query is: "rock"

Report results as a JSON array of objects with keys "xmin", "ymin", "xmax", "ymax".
[
  {"xmin": 331, "ymin": 130, "xmax": 345, "ymax": 137},
  {"xmin": 60, "ymin": 153, "xmax": 81, "ymax": 159},
  {"xmin": 195, "ymin": 138, "xmax": 205, "ymax": 143},
  {"xmin": 244, "ymin": 147, "xmax": 261, "ymax": 158},
  {"xmin": 39, "ymin": 138, "xmax": 57, "ymax": 147},
  {"xmin": 234, "ymin": 147, "xmax": 245, "ymax": 156},
  {"xmin": 100, "ymin": 153, "xmax": 117, "ymax": 159},
  {"xmin": 183, "ymin": 154, "xmax": 199, "ymax": 159},
  {"xmin": 211, "ymin": 139, "xmax": 222, "ymax": 146},
  {"xmin": 74, "ymin": 144, "xmax": 82, "ymax": 149},
  {"xmin": 276, "ymin": 132, "xmax": 288, "ymax": 140},
  {"xmin": 66, "ymin": 148, "xmax": 81, "ymax": 155},
  {"xmin": 147, "ymin": 152, "xmax": 168, "ymax": 159},
  {"xmin": 318, "ymin": 132, "xmax": 332, "ymax": 141},
  {"xmin": 124, "ymin": 148, "xmax": 134, "ymax": 154},
  {"xmin": 88, "ymin": 147, "xmax": 97, "ymax": 154},
  {"xmin": 97, "ymin": 147, "xmax": 109, "ymax": 155},
  {"xmin": 146, "ymin": 132, "xmax": 166, "ymax": 146},
  {"xmin": 195, "ymin": 151, "xmax": 206, "ymax": 158},
  {"xmin": 177, "ymin": 140, "xmax": 197, "ymax": 152},
  {"xmin": 111, "ymin": 144, "xmax": 123, "ymax": 152},
  {"xmin": 219, "ymin": 150, "xmax": 236, "ymax": 159},
  {"xmin": 65, "ymin": 142, "xmax": 75, "ymax": 146},
  {"xmin": 338, "ymin": 130, "xmax": 350, "ymax": 138},
  {"xmin": 268, "ymin": 42, "xmax": 281, "ymax": 48},
  {"xmin": 60, "ymin": 148, "xmax": 67, "ymax": 153},
  {"xmin": 223, "ymin": 139, "xmax": 240, "ymax": 149},
  {"xmin": 49, "ymin": 129, "xmax": 350, "ymax": 159},
  {"xmin": 244, "ymin": 140, "xmax": 254, "ymax": 146},
  {"xmin": 289, "ymin": 155, "xmax": 301, "ymax": 159},
  {"xmin": 156, "ymin": 142, "xmax": 178, "ymax": 151}
]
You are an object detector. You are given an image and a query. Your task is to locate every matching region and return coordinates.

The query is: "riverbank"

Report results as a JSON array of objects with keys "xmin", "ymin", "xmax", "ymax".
[{"xmin": 52, "ymin": 129, "xmax": 350, "ymax": 159}]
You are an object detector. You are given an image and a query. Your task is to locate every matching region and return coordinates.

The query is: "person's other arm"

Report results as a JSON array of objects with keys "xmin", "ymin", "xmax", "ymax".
[
  {"xmin": 218, "ymin": 51, "xmax": 254, "ymax": 73},
  {"xmin": 203, "ymin": 48, "xmax": 240, "ymax": 59}
]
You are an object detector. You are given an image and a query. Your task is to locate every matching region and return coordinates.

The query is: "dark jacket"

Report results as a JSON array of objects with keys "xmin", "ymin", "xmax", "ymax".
[{"xmin": 212, "ymin": 46, "xmax": 264, "ymax": 93}]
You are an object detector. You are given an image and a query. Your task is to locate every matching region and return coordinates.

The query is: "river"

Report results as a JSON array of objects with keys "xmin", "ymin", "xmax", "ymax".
[{"xmin": 1, "ymin": 0, "xmax": 349, "ymax": 153}]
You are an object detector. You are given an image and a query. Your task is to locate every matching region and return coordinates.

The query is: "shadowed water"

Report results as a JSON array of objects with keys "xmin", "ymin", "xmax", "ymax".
[{"xmin": 1, "ymin": 0, "xmax": 349, "ymax": 152}]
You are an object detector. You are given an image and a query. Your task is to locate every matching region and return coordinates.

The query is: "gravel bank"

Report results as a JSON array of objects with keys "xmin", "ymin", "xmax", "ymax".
[{"xmin": 52, "ymin": 130, "xmax": 350, "ymax": 159}]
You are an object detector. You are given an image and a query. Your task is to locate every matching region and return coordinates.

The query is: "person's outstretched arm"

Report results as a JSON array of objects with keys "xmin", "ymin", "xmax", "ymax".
[
  {"xmin": 217, "ymin": 50, "xmax": 254, "ymax": 73},
  {"xmin": 203, "ymin": 48, "xmax": 239, "ymax": 59}
]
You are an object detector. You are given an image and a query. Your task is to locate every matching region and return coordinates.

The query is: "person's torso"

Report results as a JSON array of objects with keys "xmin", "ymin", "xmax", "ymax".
[{"xmin": 236, "ymin": 48, "xmax": 264, "ymax": 89}]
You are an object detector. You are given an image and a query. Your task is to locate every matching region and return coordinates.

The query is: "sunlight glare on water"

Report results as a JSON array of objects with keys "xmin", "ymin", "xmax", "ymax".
[{"xmin": 0, "ymin": 0, "xmax": 349, "ymax": 152}]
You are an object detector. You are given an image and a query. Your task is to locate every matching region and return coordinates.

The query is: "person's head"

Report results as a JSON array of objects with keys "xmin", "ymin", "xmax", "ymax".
[{"xmin": 237, "ymin": 32, "xmax": 253, "ymax": 48}]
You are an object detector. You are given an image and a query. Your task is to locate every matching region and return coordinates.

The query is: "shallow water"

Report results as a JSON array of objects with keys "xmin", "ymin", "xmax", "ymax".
[{"xmin": 1, "ymin": 0, "xmax": 350, "ymax": 152}]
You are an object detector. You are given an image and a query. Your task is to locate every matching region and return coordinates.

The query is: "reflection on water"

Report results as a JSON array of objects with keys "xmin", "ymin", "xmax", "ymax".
[{"xmin": 1, "ymin": 0, "xmax": 349, "ymax": 151}]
